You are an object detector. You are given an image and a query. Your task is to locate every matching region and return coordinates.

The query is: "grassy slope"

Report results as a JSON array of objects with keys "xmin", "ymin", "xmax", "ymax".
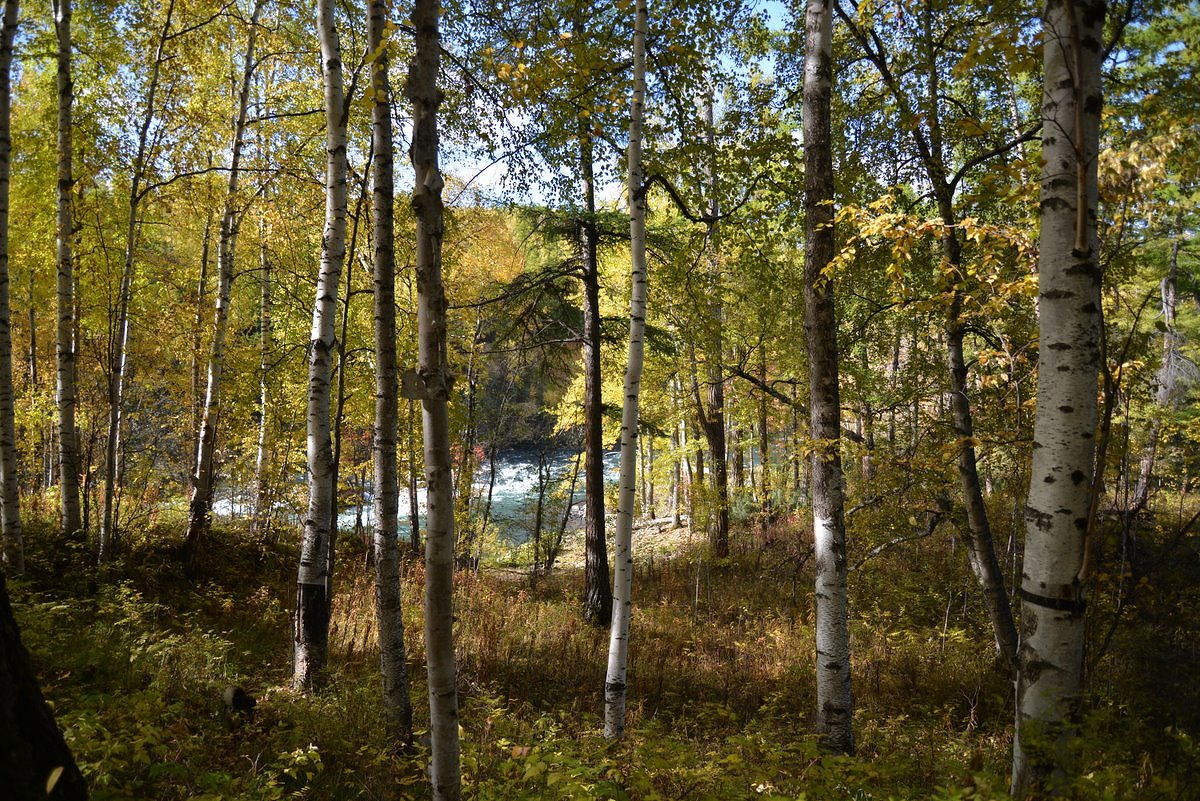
[{"xmin": 9, "ymin": 507, "xmax": 1198, "ymax": 800}]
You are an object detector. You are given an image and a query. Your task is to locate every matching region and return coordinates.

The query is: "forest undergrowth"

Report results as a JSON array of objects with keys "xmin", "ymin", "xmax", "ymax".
[{"xmin": 8, "ymin": 504, "xmax": 1199, "ymax": 801}]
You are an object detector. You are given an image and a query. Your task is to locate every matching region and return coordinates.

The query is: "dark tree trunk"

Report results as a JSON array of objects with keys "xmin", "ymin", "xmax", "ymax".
[
  {"xmin": 0, "ymin": 572, "xmax": 89, "ymax": 800},
  {"xmin": 580, "ymin": 121, "xmax": 611, "ymax": 627}
]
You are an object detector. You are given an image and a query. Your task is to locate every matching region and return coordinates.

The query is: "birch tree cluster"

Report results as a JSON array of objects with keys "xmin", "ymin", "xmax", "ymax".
[{"xmin": 0, "ymin": 0, "xmax": 1197, "ymax": 798}]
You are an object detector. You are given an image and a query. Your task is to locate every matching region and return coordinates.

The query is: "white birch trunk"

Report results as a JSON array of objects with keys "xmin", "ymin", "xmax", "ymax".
[
  {"xmin": 603, "ymin": 0, "xmax": 647, "ymax": 742},
  {"xmin": 1131, "ymin": 237, "xmax": 1181, "ymax": 511},
  {"xmin": 252, "ymin": 206, "xmax": 273, "ymax": 538},
  {"xmin": 99, "ymin": 0, "xmax": 174, "ymax": 562},
  {"xmin": 53, "ymin": 0, "xmax": 82, "ymax": 538},
  {"xmin": 1012, "ymin": 0, "xmax": 1104, "ymax": 794},
  {"xmin": 407, "ymin": 0, "xmax": 459, "ymax": 794},
  {"xmin": 368, "ymin": 0, "xmax": 413, "ymax": 746},
  {"xmin": 0, "ymin": 0, "xmax": 21, "ymax": 575},
  {"xmin": 189, "ymin": 206, "xmax": 212, "ymax": 469},
  {"xmin": 185, "ymin": 0, "xmax": 262, "ymax": 573},
  {"xmin": 804, "ymin": 0, "xmax": 853, "ymax": 755},
  {"xmin": 294, "ymin": 0, "xmax": 348, "ymax": 688}
]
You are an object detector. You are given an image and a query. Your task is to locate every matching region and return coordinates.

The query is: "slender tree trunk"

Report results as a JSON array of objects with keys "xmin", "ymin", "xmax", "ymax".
[
  {"xmin": 945, "ymin": 291, "xmax": 1019, "ymax": 666},
  {"xmin": 791, "ymin": 384, "xmax": 805, "ymax": 501},
  {"xmin": 252, "ymin": 206, "xmax": 273, "ymax": 539},
  {"xmin": 190, "ymin": 209, "xmax": 212, "ymax": 476},
  {"xmin": 533, "ymin": 449, "xmax": 548, "ymax": 582},
  {"xmin": 368, "ymin": 0, "xmax": 413, "ymax": 745},
  {"xmin": 0, "ymin": 0, "xmax": 19, "ymax": 575},
  {"xmin": 696, "ymin": 422, "xmax": 700, "ymax": 527},
  {"xmin": 99, "ymin": 0, "xmax": 174, "ymax": 563},
  {"xmin": 364, "ymin": 0, "xmax": 412, "ymax": 743},
  {"xmin": 184, "ymin": 0, "xmax": 262, "ymax": 573},
  {"xmin": 698, "ymin": 94, "xmax": 729, "ymax": 558},
  {"xmin": 327, "ymin": 164, "xmax": 369, "ymax": 608},
  {"xmin": 579, "ymin": 71, "xmax": 612, "ymax": 625},
  {"xmin": 480, "ymin": 378, "xmax": 513, "ymax": 532},
  {"xmin": 28, "ymin": 278, "xmax": 45, "ymax": 493},
  {"xmin": 454, "ymin": 314, "xmax": 482, "ymax": 564},
  {"xmin": 294, "ymin": 0, "xmax": 348, "ymax": 689},
  {"xmin": 408, "ymin": 397, "xmax": 420, "ymax": 552},
  {"xmin": 839, "ymin": 0, "xmax": 1019, "ymax": 668},
  {"xmin": 548, "ymin": 450, "xmax": 581, "ymax": 571},
  {"xmin": 758, "ymin": 347, "xmax": 770, "ymax": 539},
  {"xmin": 1012, "ymin": 1, "xmax": 1104, "ymax": 794},
  {"xmin": 670, "ymin": 429, "xmax": 682, "ymax": 528},
  {"xmin": 1131, "ymin": 236, "xmax": 1182, "ymax": 511},
  {"xmin": 645, "ymin": 435, "xmax": 655, "ymax": 517},
  {"xmin": 927, "ymin": 51, "xmax": 1017, "ymax": 668},
  {"xmin": 53, "ymin": 0, "xmax": 82, "ymax": 538},
  {"xmin": 604, "ymin": 0, "xmax": 647, "ymax": 739},
  {"xmin": 804, "ymin": 0, "xmax": 853, "ymax": 755},
  {"xmin": 407, "ymin": 0, "xmax": 460, "ymax": 793},
  {"xmin": 732, "ymin": 423, "xmax": 745, "ymax": 490}
]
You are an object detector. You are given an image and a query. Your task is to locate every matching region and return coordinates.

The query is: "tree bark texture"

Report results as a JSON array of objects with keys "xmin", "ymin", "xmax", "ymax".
[
  {"xmin": 368, "ymin": 0, "xmax": 413, "ymax": 746},
  {"xmin": 1012, "ymin": 1, "xmax": 1104, "ymax": 794},
  {"xmin": 184, "ymin": 0, "xmax": 262, "ymax": 573},
  {"xmin": 408, "ymin": 0, "xmax": 461, "ymax": 793},
  {"xmin": 0, "ymin": 571, "xmax": 90, "ymax": 800},
  {"xmin": 579, "ymin": 89, "xmax": 612, "ymax": 627},
  {"xmin": 0, "ymin": 0, "xmax": 20, "ymax": 575},
  {"xmin": 804, "ymin": 0, "xmax": 853, "ymax": 756},
  {"xmin": 252, "ymin": 206, "xmax": 273, "ymax": 539},
  {"xmin": 758, "ymin": 347, "xmax": 770, "ymax": 538},
  {"xmin": 945, "ymin": 271, "xmax": 1019, "ymax": 667},
  {"xmin": 53, "ymin": 0, "xmax": 82, "ymax": 538},
  {"xmin": 294, "ymin": 0, "xmax": 348, "ymax": 689},
  {"xmin": 699, "ymin": 95, "xmax": 729, "ymax": 558},
  {"xmin": 190, "ymin": 204, "xmax": 212, "ymax": 478},
  {"xmin": 603, "ymin": 0, "xmax": 647, "ymax": 741},
  {"xmin": 1131, "ymin": 236, "xmax": 1182, "ymax": 511}
]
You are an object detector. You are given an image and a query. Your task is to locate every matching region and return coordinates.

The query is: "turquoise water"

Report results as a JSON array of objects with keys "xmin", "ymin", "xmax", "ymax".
[{"xmin": 335, "ymin": 450, "xmax": 620, "ymax": 545}]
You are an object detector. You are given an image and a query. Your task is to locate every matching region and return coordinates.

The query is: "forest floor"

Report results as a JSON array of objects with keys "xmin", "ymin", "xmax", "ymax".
[
  {"xmin": 9, "ymin": 505, "xmax": 1199, "ymax": 800},
  {"xmin": 534, "ymin": 518, "xmax": 700, "ymax": 569}
]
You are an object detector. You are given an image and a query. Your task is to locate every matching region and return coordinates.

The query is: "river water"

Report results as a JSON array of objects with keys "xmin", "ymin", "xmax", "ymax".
[{"xmin": 217, "ymin": 450, "xmax": 620, "ymax": 546}]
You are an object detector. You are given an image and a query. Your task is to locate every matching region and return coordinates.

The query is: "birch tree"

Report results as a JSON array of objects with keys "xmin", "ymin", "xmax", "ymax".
[
  {"xmin": 184, "ymin": 0, "xmax": 263, "ymax": 574},
  {"xmin": 1131, "ymin": 234, "xmax": 1183, "ymax": 511},
  {"xmin": 99, "ymin": 0, "xmax": 176, "ymax": 562},
  {"xmin": 804, "ymin": 0, "xmax": 853, "ymax": 755},
  {"xmin": 1012, "ymin": 0, "xmax": 1105, "ymax": 794},
  {"xmin": 0, "ymin": 0, "xmax": 20, "ymax": 575},
  {"xmin": 295, "ymin": 0, "xmax": 349, "ymax": 688},
  {"xmin": 603, "ymin": 0, "xmax": 647, "ymax": 742},
  {"xmin": 368, "ymin": 0, "xmax": 413, "ymax": 746},
  {"xmin": 252, "ymin": 204, "xmax": 274, "ymax": 540},
  {"xmin": 53, "ymin": 0, "xmax": 82, "ymax": 538},
  {"xmin": 407, "ymin": 0, "xmax": 460, "ymax": 792}
]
